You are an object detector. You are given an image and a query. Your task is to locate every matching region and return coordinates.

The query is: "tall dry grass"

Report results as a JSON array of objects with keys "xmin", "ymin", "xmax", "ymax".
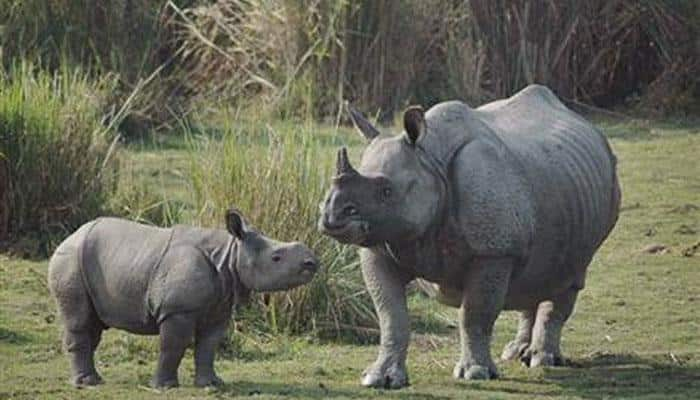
[
  {"xmin": 171, "ymin": 0, "xmax": 698, "ymax": 118},
  {"xmin": 169, "ymin": 0, "xmax": 480, "ymax": 120},
  {"xmin": 469, "ymin": 0, "xmax": 699, "ymax": 108},
  {"xmin": 3, "ymin": 0, "xmax": 697, "ymax": 123}
]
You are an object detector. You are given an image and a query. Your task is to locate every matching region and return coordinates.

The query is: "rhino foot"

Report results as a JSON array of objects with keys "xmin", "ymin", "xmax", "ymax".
[
  {"xmin": 453, "ymin": 361, "xmax": 498, "ymax": 380},
  {"xmin": 361, "ymin": 360, "xmax": 408, "ymax": 389},
  {"xmin": 501, "ymin": 340, "xmax": 530, "ymax": 361},
  {"xmin": 195, "ymin": 373, "xmax": 224, "ymax": 387},
  {"xmin": 71, "ymin": 372, "xmax": 103, "ymax": 387},
  {"xmin": 522, "ymin": 348, "xmax": 564, "ymax": 367}
]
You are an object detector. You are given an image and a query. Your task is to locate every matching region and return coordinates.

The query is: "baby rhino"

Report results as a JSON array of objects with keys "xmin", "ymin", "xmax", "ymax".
[{"xmin": 48, "ymin": 209, "xmax": 319, "ymax": 388}]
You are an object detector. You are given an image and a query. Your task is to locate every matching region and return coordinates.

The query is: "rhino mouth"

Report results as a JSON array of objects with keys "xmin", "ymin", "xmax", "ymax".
[{"xmin": 318, "ymin": 219, "xmax": 371, "ymax": 245}]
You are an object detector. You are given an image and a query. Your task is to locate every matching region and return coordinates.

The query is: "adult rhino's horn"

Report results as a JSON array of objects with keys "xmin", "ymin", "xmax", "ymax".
[
  {"xmin": 346, "ymin": 101, "xmax": 380, "ymax": 141},
  {"xmin": 336, "ymin": 147, "xmax": 358, "ymax": 176}
]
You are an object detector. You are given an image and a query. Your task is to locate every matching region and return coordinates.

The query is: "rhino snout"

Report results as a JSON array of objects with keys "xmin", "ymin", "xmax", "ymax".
[
  {"xmin": 300, "ymin": 257, "xmax": 319, "ymax": 277},
  {"xmin": 290, "ymin": 243, "xmax": 320, "ymax": 275},
  {"xmin": 320, "ymin": 215, "xmax": 347, "ymax": 232}
]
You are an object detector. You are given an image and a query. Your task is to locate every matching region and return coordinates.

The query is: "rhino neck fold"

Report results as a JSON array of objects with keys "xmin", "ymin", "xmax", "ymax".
[{"xmin": 228, "ymin": 239, "xmax": 251, "ymax": 307}]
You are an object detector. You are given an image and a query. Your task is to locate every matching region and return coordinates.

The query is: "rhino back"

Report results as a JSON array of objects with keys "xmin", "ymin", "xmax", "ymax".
[
  {"xmin": 477, "ymin": 85, "xmax": 618, "ymax": 248},
  {"xmin": 80, "ymin": 218, "xmax": 173, "ymax": 333},
  {"xmin": 474, "ymin": 85, "xmax": 619, "ymax": 292}
]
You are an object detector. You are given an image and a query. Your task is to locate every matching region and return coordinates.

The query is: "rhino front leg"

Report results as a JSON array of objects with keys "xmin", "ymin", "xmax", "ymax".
[
  {"xmin": 526, "ymin": 288, "xmax": 578, "ymax": 367},
  {"xmin": 151, "ymin": 313, "xmax": 196, "ymax": 388},
  {"xmin": 454, "ymin": 257, "xmax": 513, "ymax": 380},
  {"xmin": 360, "ymin": 249, "xmax": 411, "ymax": 389},
  {"xmin": 194, "ymin": 321, "xmax": 228, "ymax": 387},
  {"xmin": 501, "ymin": 309, "xmax": 536, "ymax": 362}
]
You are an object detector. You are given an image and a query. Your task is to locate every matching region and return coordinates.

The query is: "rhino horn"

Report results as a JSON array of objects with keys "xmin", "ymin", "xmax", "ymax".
[
  {"xmin": 336, "ymin": 147, "xmax": 358, "ymax": 176},
  {"xmin": 346, "ymin": 101, "xmax": 380, "ymax": 141}
]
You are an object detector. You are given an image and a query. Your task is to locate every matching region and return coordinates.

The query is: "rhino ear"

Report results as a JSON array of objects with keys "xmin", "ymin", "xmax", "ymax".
[
  {"xmin": 403, "ymin": 105, "xmax": 426, "ymax": 144},
  {"xmin": 226, "ymin": 208, "xmax": 248, "ymax": 240},
  {"xmin": 346, "ymin": 101, "xmax": 380, "ymax": 141}
]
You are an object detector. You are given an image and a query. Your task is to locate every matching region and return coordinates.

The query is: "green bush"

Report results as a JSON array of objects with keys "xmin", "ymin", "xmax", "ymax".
[
  {"xmin": 185, "ymin": 114, "xmax": 377, "ymax": 341},
  {"xmin": 0, "ymin": 63, "xmax": 118, "ymax": 250}
]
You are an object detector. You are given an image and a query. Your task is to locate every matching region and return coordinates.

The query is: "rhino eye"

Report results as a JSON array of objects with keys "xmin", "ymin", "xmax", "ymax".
[
  {"xmin": 272, "ymin": 254, "xmax": 282, "ymax": 262},
  {"xmin": 343, "ymin": 205, "xmax": 358, "ymax": 216}
]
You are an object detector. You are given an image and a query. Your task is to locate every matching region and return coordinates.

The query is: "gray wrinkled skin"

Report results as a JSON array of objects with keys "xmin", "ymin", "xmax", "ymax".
[
  {"xmin": 48, "ymin": 210, "xmax": 318, "ymax": 388},
  {"xmin": 319, "ymin": 85, "xmax": 621, "ymax": 388}
]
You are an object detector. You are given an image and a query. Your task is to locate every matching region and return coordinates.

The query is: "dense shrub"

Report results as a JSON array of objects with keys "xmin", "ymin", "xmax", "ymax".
[
  {"xmin": 0, "ymin": 63, "xmax": 118, "ymax": 250},
  {"xmin": 185, "ymin": 114, "xmax": 376, "ymax": 340},
  {"xmin": 0, "ymin": 0, "xmax": 196, "ymax": 135}
]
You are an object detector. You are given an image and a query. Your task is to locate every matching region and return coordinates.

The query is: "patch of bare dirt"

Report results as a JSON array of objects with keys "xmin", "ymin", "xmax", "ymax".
[
  {"xmin": 640, "ymin": 244, "xmax": 671, "ymax": 254},
  {"xmin": 681, "ymin": 241, "xmax": 700, "ymax": 257}
]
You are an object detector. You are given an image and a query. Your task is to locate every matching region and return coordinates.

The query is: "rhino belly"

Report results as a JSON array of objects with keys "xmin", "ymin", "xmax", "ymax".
[{"xmin": 80, "ymin": 218, "xmax": 173, "ymax": 334}]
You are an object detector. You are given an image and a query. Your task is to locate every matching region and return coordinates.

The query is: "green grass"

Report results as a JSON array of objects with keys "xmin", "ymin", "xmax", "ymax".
[{"xmin": 1, "ymin": 118, "xmax": 699, "ymax": 399}]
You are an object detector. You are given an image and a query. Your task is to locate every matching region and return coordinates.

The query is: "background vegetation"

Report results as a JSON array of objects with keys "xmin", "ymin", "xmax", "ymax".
[
  {"xmin": 0, "ymin": 1, "xmax": 698, "ymax": 396},
  {"xmin": 0, "ymin": 63, "xmax": 118, "ymax": 252},
  {"xmin": 1, "ymin": 119, "xmax": 698, "ymax": 398},
  {"xmin": 2, "ymin": 1, "xmax": 698, "ymax": 125}
]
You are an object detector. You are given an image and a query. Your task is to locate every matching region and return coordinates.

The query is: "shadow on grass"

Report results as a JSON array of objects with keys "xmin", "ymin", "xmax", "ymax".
[
  {"xmin": 214, "ymin": 380, "xmax": 452, "ymax": 399},
  {"xmin": 547, "ymin": 353, "xmax": 700, "ymax": 399},
  {"xmin": 465, "ymin": 353, "xmax": 700, "ymax": 399},
  {"xmin": 0, "ymin": 326, "xmax": 33, "ymax": 345},
  {"xmin": 504, "ymin": 354, "xmax": 700, "ymax": 399}
]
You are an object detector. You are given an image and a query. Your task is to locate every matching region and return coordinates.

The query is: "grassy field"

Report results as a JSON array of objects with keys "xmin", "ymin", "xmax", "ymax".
[{"xmin": 1, "ymin": 118, "xmax": 699, "ymax": 399}]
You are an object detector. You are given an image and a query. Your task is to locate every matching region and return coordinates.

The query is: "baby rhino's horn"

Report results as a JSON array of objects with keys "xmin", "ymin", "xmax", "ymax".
[{"xmin": 336, "ymin": 147, "xmax": 358, "ymax": 176}]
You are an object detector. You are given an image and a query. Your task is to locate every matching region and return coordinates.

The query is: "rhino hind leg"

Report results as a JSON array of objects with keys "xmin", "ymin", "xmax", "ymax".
[
  {"xmin": 49, "ymin": 253, "xmax": 104, "ymax": 386},
  {"xmin": 524, "ymin": 288, "xmax": 578, "ymax": 367},
  {"xmin": 501, "ymin": 309, "xmax": 536, "ymax": 362},
  {"xmin": 64, "ymin": 324, "xmax": 104, "ymax": 386}
]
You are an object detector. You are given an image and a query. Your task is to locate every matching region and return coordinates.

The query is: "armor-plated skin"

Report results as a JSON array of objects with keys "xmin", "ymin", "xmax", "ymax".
[
  {"xmin": 48, "ymin": 210, "xmax": 319, "ymax": 388},
  {"xmin": 319, "ymin": 85, "xmax": 620, "ymax": 388}
]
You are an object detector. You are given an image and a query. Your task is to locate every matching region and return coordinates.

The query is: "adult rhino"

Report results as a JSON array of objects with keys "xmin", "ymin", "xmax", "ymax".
[
  {"xmin": 49, "ymin": 210, "xmax": 319, "ymax": 388},
  {"xmin": 319, "ymin": 85, "xmax": 620, "ymax": 388}
]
